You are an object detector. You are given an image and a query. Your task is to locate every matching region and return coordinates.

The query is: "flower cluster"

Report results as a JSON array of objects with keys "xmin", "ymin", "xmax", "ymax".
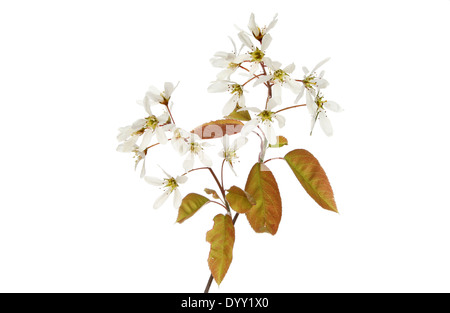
[
  {"xmin": 208, "ymin": 14, "xmax": 342, "ymax": 139},
  {"xmin": 117, "ymin": 13, "xmax": 342, "ymax": 208}
]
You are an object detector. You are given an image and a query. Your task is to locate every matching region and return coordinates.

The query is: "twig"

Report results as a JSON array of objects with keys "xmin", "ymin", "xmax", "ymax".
[{"xmin": 274, "ymin": 104, "xmax": 306, "ymax": 114}]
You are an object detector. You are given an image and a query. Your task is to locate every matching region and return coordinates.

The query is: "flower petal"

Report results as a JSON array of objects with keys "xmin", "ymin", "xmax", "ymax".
[
  {"xmin": 183, "ymin": 153, "xmax": 195, "ymax": 172},
  {"xmin": 311, "ymin": 57, "xmax": 331, "ymax": 73},
  {"xmin": 261, "ymin": 34, "xmax": 272, "ymax": 51},
  {"xmin": 176, "ymin": 175, "xmax": 188, "ymax": 184},
  {"xmin": 223, "ymin": 96, "xmax": 237, "ymax": 116},
  {"xmin": 324, "ymin": 101, "xmax": 343, "ymax": 112},
  {"xmin": 208, "ymin": 80, "xmax": 229, "ymax": 93},
  {"xmin": 140, "ymin": 157, "xmax": 147, "ymax": 179},
  {"xmin": 153, "ymin": 190, "xmax": 171, "ymax": 209},
  {"xmin": 139, "ymin": 130, "xmax": 153, "ymax": 150},
  {"xmin": 264, "ymin": 122, "xmax": 277, "ymax": 145},
  {"xmin": 145, "ymin": 176, "xmax": 164, "ymax": 186},
  {"xmin": 173, "ymin": 189, "xmax": 182, "ymax": 209},
  {"xmin": 164, "ymin": 82, "xmax": 175, "ymax": 97},
  {"xmin": 274, "ymin": 114, "xmax": 286, "ymax": 128},
  {"xmin": 199, "ymin": 151, "xmax": 213, "ymax": 167},
  {"xmin": 319, "ymin": 111, "xmax": 333, "ymax": 136},
  {"xmin": 284, "ymin": 63, "xmax": 295, "ymax": 73},
  {"xmin": 233, "ymin": 136, "xmax": 248, "ymax": 150},
  {"xmin": 294, "ymin": 85, "xmax": 305, "ymax": 104},
  {"xmin": 306, "ymin": 92, "xmax": 317, "ymax": 115},
  {"xmin": 238, "ymin": 31, "xmax": 254, "ymax": 49},
  {"xmin": 155, "ymin": 127, "xmax": 168, "ymax": 145},
  {"xmin": 266, "ymin": 98, "xmax": 279, "ymax": 111},
  {"xmin": 240, "ymin": 118, "xmax": 259, "ymax": 136}
]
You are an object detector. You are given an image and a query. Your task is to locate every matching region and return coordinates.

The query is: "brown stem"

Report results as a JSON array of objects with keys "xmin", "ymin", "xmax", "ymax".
[
  {"xmin": 260, "ymin": 62, "xmax": 272, "ymax": 109},
  {"xmin": 274, "ymin": 104, "xmax": 306, "ymax": 114},
  {"xmin": 264, "ymin": 157, "xmax": 284, "ymax": 164},
  {"xmin": 185, "ymin": 167, "xmax": 230, "ymax": 213},
  {"xmin": 163, "ymin": 104, "xmax": 176, "ymax": 125},
  {"xmin": 242, "ymin": 73, "xmax": 266, "ymax": 87},
  {"xmin": 239, "ymin": 65, "xmax": 249, "ymax": 72},
  {"xmin": 209, "ymin": 200, "xmax": 227, "ymax": 210}
]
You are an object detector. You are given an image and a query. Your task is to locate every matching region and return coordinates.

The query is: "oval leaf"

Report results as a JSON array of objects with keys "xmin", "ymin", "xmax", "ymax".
[
  {"xmin": 176, "ymin": 193, "xmax": 210, "ymax": 223},
  {"xmin": 206, "ymin": 214, "xmax": 235, "ymax": 286},
  {"xmin": 226, "ymin": 186, "xmax": 255, "ymax": 214},
  {"xmin": 244, "ymin": 163, "xmax": 282, "ymax": 235},
  {"xmin": 284, "ymin": 149, "xmax": 338, "ymax": 213},
  {"xmin": 192, "ymin": 119, "xmax": 244, "ymax": 139}
]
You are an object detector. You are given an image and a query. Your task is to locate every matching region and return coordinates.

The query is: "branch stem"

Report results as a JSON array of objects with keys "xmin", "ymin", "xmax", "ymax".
[
  {"xmin": 274, "ymin": 104, "xmax": 306, "ymax": 114},
  {"xmin": 264, "ymin": 157, "xmax": 285, "ymax": 164}
]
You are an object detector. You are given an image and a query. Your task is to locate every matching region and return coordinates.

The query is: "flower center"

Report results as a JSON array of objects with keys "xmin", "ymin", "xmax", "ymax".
[
  {"xmin": 273, "ymin": 69, "xmax": 288, "ymax": 82},
  {"xmin": 258, "ymin": 110, "xmax": 274, "ymax": 122},
  {"xmin": 189, "ymin": 142, "xmax": 202, "ymax": 154},
  {"xmin": 302, "ymin": 75, "xmax": 317, "ymax": 90},
  {"xmin": 315, "ymin": 95, "xmax": 327, "ymax": 109},
  {"xmin": 164, "ymin": 177, "xmax": 178, "ymax": 191},
  {"xmin": 250, "ymin": 48, "xmax": 265, "ymax": 62},
  {"xmin": 145, "ymin": 115, "xmax": 159, "ymax": 130},
  {"xmin": 224, "ymin": 149, "xmax": 238, "ymax": 163},
  {"xmin": 229, "ymin": 84, "xmax": 243, "ymax": 96}
]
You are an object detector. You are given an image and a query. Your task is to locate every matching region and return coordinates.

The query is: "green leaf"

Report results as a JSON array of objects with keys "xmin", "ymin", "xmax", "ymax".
[
  {"xmin": 191, "ymin": 119, "xmax": 244, "ymax": 139},
  {"xmin": 176, "ymin": 193, "xmax": 210, "ymax": 223},
  {"xmin": 204, "ymin": 188, "xmax": 220, "ymax": 200},
  {"xmin": 206, "ymin": 214, "xmax": 235, "ymax": 285},
  {"xmin": 244, "ymin": 163, "xmax": 282, "ymax": 235},
  {"xmin": 269, "ymin": 136, "xmax": 288, "ymax": 148},
  {"xmin": 284, "ymin": 149, "xmax": 338, "ymax": 213},
  {"xmin": 225, "ymin": 104, "xmax": 251, "ymax": 121},
  {"xmin": 226, "ymin": 186, "xmax": 255, "ymax": 214}
]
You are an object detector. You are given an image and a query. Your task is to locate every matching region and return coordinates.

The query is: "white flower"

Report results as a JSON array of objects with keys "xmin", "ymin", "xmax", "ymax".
[
  {"xmin": 254, "ymin": 62, "xmax": 302, "ymax": 105},
  {"xmin": 117, "ymin": 96, "xmax": 172, "ymax": 151},
  {"xmin": 144, "ymin": 169, "xmax": 188, "ymax": 209},
  {"xmin": 238, "ymin": 31, "xmax": 273, "ymax": 75},
  {"xmin": 247, "ymin": 13, "xmax": 278, "ymax": 42},
  {"xmin": 210, "ymin": 38, "xmax": 249, "ymax": 80},
  {"xmin": 116, "ymin": 126, "xmax": 139, "ymax": 152},
  {"xmin": 306, "ymin": 90, "xmax": 343, "ymax": 137},
  {"xmin": 295, "ymin": 58, "xmax": 330, "ymax": 103},
  {"xmin": 183, "ymin": 134, "xmax": 213, "ymax": 172},
  {"xmin": 239, "ymin": 99, "xmax": 285, "ymax": 145},
  {"xmin": 171, "ymin": 127, "xmax": 189, "ymax": 155},
  {"xmin": 146, "ymin": 82, "xmax": 179, "ymax": 106},
  {"xmin": 219, "ymin": 135, "xmax": 248, "ymax": 175},
  {"xmin": 207, "ymin": 80, "xmax": 246, "ymax": 116},
  {"xmin": 133, "ymin": 96, "xmax": 173, "ymax": 150}
]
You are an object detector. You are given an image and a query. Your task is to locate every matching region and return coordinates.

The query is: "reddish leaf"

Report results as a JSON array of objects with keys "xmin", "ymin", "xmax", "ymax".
[
  {"xmin": 226, "ymin": 186, "xmax": 255, "ymax": 214},
  {"xmin": 192, "ymin": 119, "xmax": 244, "ymax": 139},
  {"xmin": 206, "ymin": 214, "xmax": 235, "ymax": 285},
  {"xmin": 244, "ymin": 163, "xmax": 282, "ymax": 235},
  {"xmin": 204, "ymin": 188, "xmax": 220, "ymax": 200},
  {"xmin": 284, "ymin": 149, "xmax": 338, "ymax": 213}
]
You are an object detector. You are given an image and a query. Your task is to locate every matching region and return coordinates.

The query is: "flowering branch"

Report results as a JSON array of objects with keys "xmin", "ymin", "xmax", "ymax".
[{"xmin": 117, "ymin": 13, "xmax": 342, "ymax": 292}]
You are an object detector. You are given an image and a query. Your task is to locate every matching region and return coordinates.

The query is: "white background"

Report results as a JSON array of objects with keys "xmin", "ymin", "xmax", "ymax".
[{"xmin": 1, "ymin": 0, "xmax": 450, "ymax": 293}]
